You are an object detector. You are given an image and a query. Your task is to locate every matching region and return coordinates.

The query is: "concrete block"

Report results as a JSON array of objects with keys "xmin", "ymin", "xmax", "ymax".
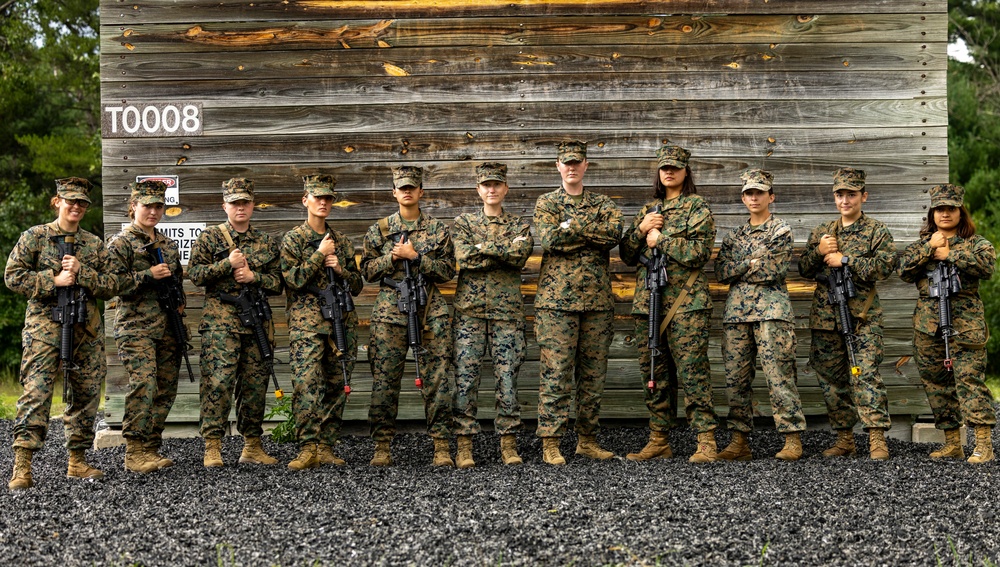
[
  {"xmin": 912, "ymin": 423, "xmax": 967, "ymax": 445},
  {"xmin": 93, "ymin": 429, "xmax": 125, "ymax": 450}
]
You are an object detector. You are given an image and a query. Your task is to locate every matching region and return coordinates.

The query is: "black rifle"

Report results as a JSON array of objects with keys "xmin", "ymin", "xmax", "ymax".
[
  {"xmin": 637, "ymin": 205, "xmax": 668, "ymax": 390},
  {"xmin": 307, "ymin": 235, "xmax": 357, "ymax": 395},
  {"xmin": 816, "ymin": 266, "xmax": 861, "ymax": 377},
  {"xmin": 382, "ymin": 231, "xmax": 428, "ymax": 390},
  {"xmin": 50, "ymin": 235, "xmax": 87, "ymax": 410},
  {"xmin": 927, "ymin": 261, "xmax": 962, "ymax": 371},
  {"xmin": 141, "ymin": 237, "xmax": 195, "ymax": 383},
  {"xmin": 220, "ymin": 285, "xmax": 284, "ymax": 399}
]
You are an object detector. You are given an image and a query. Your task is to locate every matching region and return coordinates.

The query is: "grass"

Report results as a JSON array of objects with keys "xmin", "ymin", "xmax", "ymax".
[
  {"xmin": 986, "ymin": 375, "xmax": 1000, "ymax": 402},
  {"xmin": 1, "ymin": 366, "xmax": 67, "ymax": 419}
]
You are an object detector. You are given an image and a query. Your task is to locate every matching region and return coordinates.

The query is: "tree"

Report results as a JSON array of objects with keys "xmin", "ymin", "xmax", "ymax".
[
  {"xmin": 948, "ymin": 0, "xmax": 1000, "ymax": 372},
  {"xmin": 0, "ymin": 0, "xmax": 102, "ymax": 370}
]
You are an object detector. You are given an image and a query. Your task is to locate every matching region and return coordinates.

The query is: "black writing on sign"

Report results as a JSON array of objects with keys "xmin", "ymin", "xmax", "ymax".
[{"xmin": 102, "ymin": 103, "xmax": 203, "ymax": 137}]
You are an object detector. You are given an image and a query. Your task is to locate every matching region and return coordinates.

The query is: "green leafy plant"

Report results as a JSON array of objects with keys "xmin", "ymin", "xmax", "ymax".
[{"xmin": 265, "ymin": 396, "xmax": 296, "ymax": 444}]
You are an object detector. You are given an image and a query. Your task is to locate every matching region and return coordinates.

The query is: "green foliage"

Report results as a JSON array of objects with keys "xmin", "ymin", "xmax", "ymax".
[
  {"xmin": 265, "ymin": 397, "xmax": 297, "ymax": 444},
  {"xmin": 948, "ymin": 0, "xmax": 1000, "ymax": 372}
]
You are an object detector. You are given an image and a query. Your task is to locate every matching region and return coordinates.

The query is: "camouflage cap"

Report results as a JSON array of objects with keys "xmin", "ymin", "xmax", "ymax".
[
  {"xmin": 222, "ymin": 177, "xmax": 255, "ymax": 203},
  {"xmin": 392, "ymin": 165, "xmax": 422, "ymax": 189},
  {"xmin": 303, "ymin": 174, "xmax": 337, "ymax": 196},
  {"xmin": 740, "ymin": 168, "xmax": 773, "ymax": 192},
  {"xmin": 929, "ymin": 183, "xmax": 965, "ymax": 208},
  {"xmin": 656, "ymin": 144, "xmax": 691, "ymax": 169},
  {"xmin": 832, "ymin": 167, "xmax": 866, "ymax": 192},
  {"xmin": 476, "ymin": 162, "xmax": 508, "ymax": 184},
  {"xmin": 129, "ymin": 180, "xmax": 167, "ymax": 205},
  {"xmin": 558, "ymin": 140, "xmax": 587, "ymax": 163},
  {"xmin": 55, "ymin": 177, "xmax": 93, "ymax": 204}
]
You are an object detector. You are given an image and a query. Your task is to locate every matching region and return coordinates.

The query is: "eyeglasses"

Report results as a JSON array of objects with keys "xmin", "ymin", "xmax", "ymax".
[{"xmin": 64, "ymin": 199, "xmax": 90, "ymax": 209}]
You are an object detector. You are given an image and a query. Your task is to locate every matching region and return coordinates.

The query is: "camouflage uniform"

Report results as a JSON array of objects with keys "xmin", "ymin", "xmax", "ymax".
[
  {"xmin": 107, "ymin": 181, "xmax": 185, "ymax": 448},
  {"xmin": 534, "ymin": 143, "xmax": 623, "ymax": 439},
  {"xmin": 715, "ymin": 170, "xmax": 805, "ymax": 434},
  {"xmin": 188, "ymin": 179, "xmax": 282, "ymax": 440},
  {"xmin": 4, "ymin": 178, "xmax": 118, "ymax": 452},
  {"xmin": 899, "ymin": 184, "xmax": 996, "ymax": 430},
  {"xmin": 362, "ymin": 167, "xmax": 456, "ymax": 442},
  {"xmin": 453, "ymin": 163, "xmax": 534, "ymax": 436},
  {"xmin": 799, "ymin": 169, "xmax": 897, "ymax": 432},
  {"xmin": 281, "ymin": 175, "xmax": 363, "ymax": 447}
]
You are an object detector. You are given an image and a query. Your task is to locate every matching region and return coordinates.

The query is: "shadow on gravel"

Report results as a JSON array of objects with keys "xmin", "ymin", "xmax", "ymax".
[{"xmin": 1, "ymin": 419, "xmax": 999, "ymax": 566}]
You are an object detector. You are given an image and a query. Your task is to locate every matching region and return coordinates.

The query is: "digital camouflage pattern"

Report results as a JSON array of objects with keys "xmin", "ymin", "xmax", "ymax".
[
  {"xmin": 900, "ymin": 233, "xmax": 997, "ymax": 429},
  {"xmin": 5, "ymin": 221, "xmax": 118, "ymax": 450},
  {"xmin": 656, "ymin": 144, "xmax": 690, "ymax": 169},
  {"xmin": 722, "ymin": 321, "xmax": 804, "ymax": 433},
  {"xmin": 716, "ymin": 215, "xmax": 794, "ymax": 324},
  {"xmin": 832, "ymin": 167, "xmax": 866, "ymax": 192},
  {"xmin": 392, "ymin": 166, "xmax": 422, "ymax": 189},
  {"xmin": 281, "ymin": 222, "xmax": 363, "ymax": 445},
  {"xmin": 130, "ymin": 180, "xmax": 167, "ymax": 205},
  {"xmin": 928, "ymin": 183, "xmax": 964, "ymax": 209},
  {"xmin": 188, "ymin": 221, "xmax": 282, "ymax": 439},
  {"xmin": 557, "ymin": 140, "xmax": 587, "ymax": 163},
  {"xmin": 740, "ymin": 168, "xmax": 773, "ymax": 192},
  {"xmin": 452, "ymin": 206, "xmax": 532, "ymax": 436},
  {"xmin": 55, "ymin": 177, "xmax": 93, "ymax": 203},
  {"xmin": 476, "ymin": 162, "xmax": 507, "ymax": 184},
  {"xmin": 107, "ymin": 224, "xmax": 184, "ymax": 444},
  {"xmin": 302, "ymin": 174, "xmax": 336, "ymax": 196},
  {"xmin": 799, "ymin": 213, "xmax": 897, "ymax": 431},
  {"xmin": 621, "ymin": 195, "xmax": 718, "ymax": 434},
  {"xmin": 532, "ymin": 186, "xmax": 621, "ymax": 438},
  {"xmin": 221, "ymin": 177, "xmax": 254, "ymax": 202},
  {"xmin": 361, "ymin": 211, "xmax": 456, "ymax": 441}
]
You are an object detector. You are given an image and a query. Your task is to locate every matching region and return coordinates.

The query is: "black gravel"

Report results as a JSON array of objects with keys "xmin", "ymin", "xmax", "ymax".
[{"xmin": 2, "ymin": 418, "xmax": 999, "ymax": 567}]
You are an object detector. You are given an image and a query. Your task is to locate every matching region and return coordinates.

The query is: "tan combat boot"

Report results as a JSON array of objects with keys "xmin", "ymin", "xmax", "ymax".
[
  {"xmin": 542, "ymin": 437, "xmax": 566, "ymax": 466},
  {"xmin": 145, "ymin": 441, "xmax": 174, "ymax": 469},
  {"xmin": 203, "ymin": 438, "xmax": 224, "ymax": 468},
  {"xmin": 717, "ymin": 431, "xmax": 752, "ymax": 461},
  {"xmin": 288, "ymin": 442, "xmax": 319, "ymax": 470},
  {"xmin": 456, "ymin": 435, "xmax": 475, "ymax": 469},
  {"xmin": 775, "ymin": 432, "xmax": 803, "ymax": 461},
  {"xmin": 575, "ymin": 434, "xmax": 614, "ymax": 460},
  {"xmin": 822, "ymin": 430, "xmax": 856, "ymax": 457},
  {"xmin": 8, "ymin": 447, "xmax": 34, "ymax": 491},
  {"xmin": 432, "ymin": 438, "xmax": 454, "ymax": 467},
  {"xmin": 930, "ymin": 428, "xmax": 965, "ymax": 460},
  {"xmin": 318, "ymin": 444, "xmax": 346, "ymax": 466},
  {"xmin": 499, "ymin": 434, "xmax": 522, "ymax": 465},
  {"xmin": 370, "ymin": 440, "xmax": 393, "ymax": 467},
  {"xmin": 240, "ymin": 436, "xmax": 278, "ymax": 465},
  {"xmin": 626, "ymin": 430, "xmax": 672, "ymax": 461},
  {"xmin": 124, "ymin": 439, "xmax": 159, "ymax": 474},
  {"xmin": 869, "ymin": 428, "xmax": 889, "ymax": 461},
  {"xmin": 689, "ymin": 431, "xmax": 718, "ymax": 463},
  {"xmin": 968, "ymin": 425, "xmax": 994, "ymax": 464},
  {"xmin": 67, "ymin": 449, "xmax": 105, "ymax": 479}
]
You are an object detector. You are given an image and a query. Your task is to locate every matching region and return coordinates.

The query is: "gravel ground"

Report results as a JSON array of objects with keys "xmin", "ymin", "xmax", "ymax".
[{"xmin": 1, "ymin": 418, "xmax": 999, "ymax": 567}]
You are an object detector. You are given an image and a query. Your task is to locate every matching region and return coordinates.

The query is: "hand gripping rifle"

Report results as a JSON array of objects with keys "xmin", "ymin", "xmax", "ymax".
[
  {"xmin": 50, "ymin": 235, "xmax": 88, "ymax": 410},
  {"xmin": 637, "ymin": 205, "xmax": 668, "ymax": 390},
  {"xmin": 816, "ymin": 265, "xmax": 861, "ymax": 377},
  {"xmin": 382, "ymin": 231, "xmax": 429, "ymax": 390},
  {"xmin": 927, "ymin": 261, "xmax": 962, "ymax": 371},
  {"xmin": 219, "ymin": 285, "xmax": 283, "ymax": 399},
  {"xmin": 141, "ymin": 237, "xmax": 195, "ymax": 382},
  {"xmin": 307, "ymin": 236, "xmax": 357, "ymax": 396}
]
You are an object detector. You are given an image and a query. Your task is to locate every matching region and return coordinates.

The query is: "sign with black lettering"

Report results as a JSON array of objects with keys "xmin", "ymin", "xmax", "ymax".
[
  {"xmin": 136, "ymin": 175, "xmax": 180, "ymax": 205},
  {"xmin": 103, "ymin": 103, "xmax": 203, "ymax": 138},
  {"xmin": 123, "ymin": 222, "xmax": 206, "ymax": 265}
]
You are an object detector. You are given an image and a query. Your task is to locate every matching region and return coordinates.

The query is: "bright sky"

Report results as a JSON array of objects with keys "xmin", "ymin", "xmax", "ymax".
[{"xmin": 949, "ymin": 38, "xmax": 973, "ymax": 62}]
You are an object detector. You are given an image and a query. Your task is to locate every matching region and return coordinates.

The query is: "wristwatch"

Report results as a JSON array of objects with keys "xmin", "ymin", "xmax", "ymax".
[{"xmin": 841, "ymin": 256, "xmax": 849, "ymax": 266}]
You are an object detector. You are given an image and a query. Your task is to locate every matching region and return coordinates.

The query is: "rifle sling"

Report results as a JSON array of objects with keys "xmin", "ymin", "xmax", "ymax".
[
  {"xmin": 658, "ymin": 270, "xmax": 700, "ymax": 336},
  {"xmin": 955, "ymin": 327, "xmax": 990, "ymax": 350}
]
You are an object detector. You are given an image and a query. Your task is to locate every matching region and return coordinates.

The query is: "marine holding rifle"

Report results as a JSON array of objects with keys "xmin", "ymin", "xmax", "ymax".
[
  {"xmin": 280, "ymin": 174, "xmax": 363, "ymax": 469},
  {"xmin": 107, "ymin": 180, "xmax": 187, "ymax": 474},
  {"xmin": 899, "ymin": 183, "xmax": 996, "ymax": 463},
  {"xmin": 5, "ymin": 178, "xmax": 119, "ymax": 490},
  {"xmin": 189, "ymin": 178, "xmax": 283, "ymax": 468},
  {"xmin": 799, "ymin": 167, "xmax": 897, "ymax": 460},
  {"xmin": 361, "ymin": 166, "xmax": 456, "ymax": 467},
  {"xmin": 620, "ymin": 143, "xmax": 719, "ymax": 463}
]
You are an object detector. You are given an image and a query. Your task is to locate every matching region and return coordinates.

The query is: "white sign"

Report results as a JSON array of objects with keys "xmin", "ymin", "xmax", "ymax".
[
  {"xmin": 102, "ymin": 102, "xmax": 203, "ymax": 137},
  {"xmin": 136, "ymin": 175, "xmax": 180, "ymax": 205},
  {"xmin": 122, "ymin": 222, "xmax": 206, "ymax": 266}
]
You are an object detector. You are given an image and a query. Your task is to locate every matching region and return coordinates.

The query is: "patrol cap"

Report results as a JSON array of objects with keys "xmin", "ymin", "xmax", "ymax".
[
  {"xmin": 392, "ymin": 166, "xmax": 422, "ymax": 189},
  {"xmin": 129, "ymin": 180, "xmax": 167, "ymax": 205},
  {"xmin": 832, "ymin": 167, "xmax": 866, "ymax": 192},
  {"xmin": 476, "ymin": 162, "xmax": 508, "ymax": 184},
  {"xmin": 929, "ymin": 183, "xmax": 964, "ymax": 209},
  {"xmin": 303, "ymin": 174, "xmax": 337, "ymax": 196},
  {"xmin": 55, "ymin": 177, "xmax": 93, "ymax": 204},
  {"xmin": 557, "ymin": 140, "xmax": 587, "ymax": 163},
  {"xmin": 656, "ymin": 144, "xmax": 691, "ymax": 169},
  {"xmin": 222, "ymin": 178, "xmax": 255, "ymax": 203},
  {"xmin": 740, "ymin": 169, "xmax": 773, "ymax": 193}
]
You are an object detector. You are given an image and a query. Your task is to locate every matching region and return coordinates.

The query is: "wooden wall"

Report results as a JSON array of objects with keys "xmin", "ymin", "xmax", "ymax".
[{"xmin": 99, "ymin": 0, "xmax": 948, "ymax": 428}]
